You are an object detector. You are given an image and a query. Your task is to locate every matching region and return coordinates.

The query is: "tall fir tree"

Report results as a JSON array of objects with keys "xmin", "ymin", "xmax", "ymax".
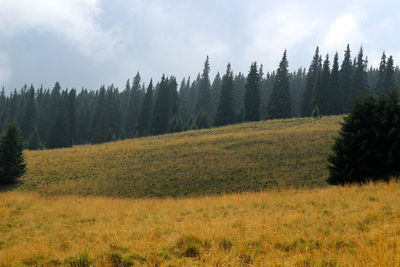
[
  {"xmin": 244, "ymin": 62, "xmax": 260, "ymax": 121},
  {"xmin": 214, "ymin": 63, "xmax": 235, "ymax": 126},
  {"xmin": 91, "ymin": 86, "xmax": 108, "ymax": 144},
  {"xmin": 301, "ymin": 47, "xmax": 320, "ymax": 116},
  {"xmin": 351, "ymin": 47, "xmax": 369, "ymax": 100},
  {"xmin": 137, "ymin": 80, "xmax": 154, "ymax": 136},
  {"xmin": 195, "ymin": 56, "xmax": 212, "ymax": 117},
  {"xmin": 375, "ymin": 52, "xmax": 386, "ymax": 96},
  {"xmin": 0, "ymin": 124, "xmax": 26, "ymax": 185},
  {"xmin": 340, "ymin": 44, "xmax": 353, "ymax": 112},
  {"xmin": 152, "ymin": 75, "xmax": 171, "ymax": 135},
  {"xmin": 21, "ymin": 84, "xmax": 36, "ymax": 141},
  {"xmin": 125, "ymin": 72, "xmax": 141, "ymax": 137},
  {"xmin": 383, "ymin": 55, "xmax": 396, "ymax": 93},
  {"xmin": 268, "ymin": 50, "xmax": 292, "ymax": 119},
  {"xmin": 329, "ymin": 52, "xmax": 342, "ymax": 114},
  {"xmin": 316, "ymin": 54, "xmax": 331, "ymax": 115}
]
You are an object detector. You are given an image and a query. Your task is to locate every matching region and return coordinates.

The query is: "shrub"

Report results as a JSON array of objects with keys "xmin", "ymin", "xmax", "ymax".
[{"xmin": 328, "ymin": 90, "xmax": 400, "ymax": 184}]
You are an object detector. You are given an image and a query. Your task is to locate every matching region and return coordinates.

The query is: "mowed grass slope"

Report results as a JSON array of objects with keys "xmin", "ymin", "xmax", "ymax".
[
  {"xmin": 1, "ymin": 181, "xmax": 400, "ymax": 266},
  {"xmin": 19, "ymin": 116, "xmax": 341, "ymax": 198}
]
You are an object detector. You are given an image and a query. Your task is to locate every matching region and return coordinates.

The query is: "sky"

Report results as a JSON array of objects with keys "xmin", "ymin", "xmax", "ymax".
[{"xmin": 0, "ymin": 0, "xmax": 400, "ymax": 92}]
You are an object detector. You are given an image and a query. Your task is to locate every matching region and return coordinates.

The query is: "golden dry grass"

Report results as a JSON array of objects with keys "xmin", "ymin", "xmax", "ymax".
[
  {"xmin": 19, "ymin": 116, "xmax": 341, "ymax": 198},
  {"xmin": 1, "ymin": 181, "xmax": 400, "ymax": 266}
]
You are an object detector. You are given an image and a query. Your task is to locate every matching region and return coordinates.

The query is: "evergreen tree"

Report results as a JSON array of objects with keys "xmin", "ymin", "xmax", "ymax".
[
  {"xmin": 27, "ymin": 128, "xmax": 42, "ymax": 150},
  {"xmin": 47, "ymin": 91, "xmax": 71, "ymax": 148},
  {"xmin": 210, "ymin": 72, "xmax": 222, "ymax": 118},
  {"xmin": 351, "ymin": 47, "xmax": 369, "ymax": 99},
  {"xmin": 214, "ymin": 63, "xmax": 235, "ymax": 126},
  {"xmin": 195, "ymin": 112, "xmax": 210, "ymax": 129},
  {"xmin": 21, "ymin": 84, "xmax": 36, "ymax": 141},
  {"xmin": 383, "ymin": 55, "xmax": 396, "ymax": 93},
  {"xmin": 125, "ymin": 72, "xmax": 141, "ymax": 137},
  {"xmin": 315, "ymin": 54, "xmax": 331, "ymax": 115},
  {"xmin": 0, "ymin": 124, "xmax": 26, "ymax": 185},
  {"xmin": 340, "ymin": 44, "xmax": 353, "ymax": 112},
  {"xmin": 91, "ymin": 86, "xmax": 108, "ymax": 144},
  {"xmin": 195, "ymin": 56, "xmax": 212, "ymax": 116},
  {"xmin": 330, "ymin": 52, "xmax": 342, "ymax": 114},
  {"xmin": 301, "ymin": 47, "xmax": 320, "ymax": 116},
  {"xmin": 375, "ymin": 52, "xmax": 386, "ymax": 95},
  {"xmin": 137, "ymin": 80, "xmax": 154, "ymax": 136},
  {"xmin": 268, "ymin": 50, "xmax": 292, "ymax": 119},
  {"xmin": 152, "ymin": 75, "xmax": 171, "ymax": 134},
  {"xmin": 244, "ymin": 62, "xmax": 260, "ymax": 121}
]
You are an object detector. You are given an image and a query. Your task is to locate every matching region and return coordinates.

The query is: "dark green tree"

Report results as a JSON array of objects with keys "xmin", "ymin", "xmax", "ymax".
[
  {"xmin": 137, "ymin": 80, "xmax": 154, "ymax": 136},
  {"xmin": 125, "ymin": 72, "xmax": 141, "ymax": 137},
  {"xmin": 375, "ymin": 52, "xmax": 386, "ymax": 96},
  {"xmin": 195, "ymin": 111, "xmax": 210, "ymax": 129},
  {"xmin": 91, "ymin": 86, "xmax": 108, "ymax": 144},
  {"xmin": 0, "ymin": 124, "xmax": 26, "ymax": 185},
  {"xmin": 383, "ymin": 55, "xmax": 396, "ymax": 93},
  {"xmin": 27, "ymin": 128, "xmax": 42, "ymax": 150},
  {"xmin": 21, "ymin": 84, "xmax": 36, "ymax": 141},
  {"xmin": 301, "ymin": 47, "xmax": 320, "ymax": 116},
  {"xmin": 195, "ymin": 56, "xmax": 212, "ymax": 116},
  {"xmin": 351, "ymin": 47, "xmax": 369, "ymax": 99},
  {"xmin": 214, "ymin": 63, "xmax": 235, "ymax": 126},
  {"xmin": 152, "ymin": 75, "xmax": 171, "ymax": 134},
  {"xmin": 340, "ymin": 44, "xmax": 353, "ymax": 112},
  {"xmin": 244, "ymin": 62, "xmax": 260, "ymax": 121},
  {"xmin": 268, "ymin": 50, "xmax": 292, "ymax": 119},
  {"xmin": 330, "ymin": 52, "xmax": 342, "ymax": 114}
]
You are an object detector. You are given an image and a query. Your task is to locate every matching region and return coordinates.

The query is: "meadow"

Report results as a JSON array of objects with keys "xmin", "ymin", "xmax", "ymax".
[
  {"xmin": 1, "ymin": 181, "xmax": 399, "ymax": 266},
  {"xmin": 18, "ymin": 116, "xmax": 341, "ymax": 198}
]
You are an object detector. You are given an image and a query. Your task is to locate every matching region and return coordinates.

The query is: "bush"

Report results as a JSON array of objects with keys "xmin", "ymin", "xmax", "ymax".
[{"xmin": 328, "ymin": 90, "xmax": 400, "ymax": 184}]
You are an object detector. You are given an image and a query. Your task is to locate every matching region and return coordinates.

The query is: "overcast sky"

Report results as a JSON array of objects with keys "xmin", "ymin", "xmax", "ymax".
[{"xmin": 1, "ymin": 0, "xmax": 400, "ymax": 92}]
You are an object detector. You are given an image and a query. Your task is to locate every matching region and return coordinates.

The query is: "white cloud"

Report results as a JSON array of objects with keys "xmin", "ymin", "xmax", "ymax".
[
  {"xmin": 0, "ymin": 0, "xmax": 121, "ymax": 61},
  {"xmin": 246, "ymin": 3, "xmax": 319, "ymax": 70},
  {"xmin": 0, "ymin": 51, "xmax": 11, "ymax": 87},
  {"xmin": 323, "ymin": 14, "xmax": 365, "ymax": 51}
]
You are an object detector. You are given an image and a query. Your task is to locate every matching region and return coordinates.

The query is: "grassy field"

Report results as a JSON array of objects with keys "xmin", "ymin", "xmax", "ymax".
[
  {"xmin": 18, "ymin": 116, "xmax": 341, "ymax": 198},
  {"xmin": 1, "ymin": 181, "xmax": 399, "ymax": 266}
]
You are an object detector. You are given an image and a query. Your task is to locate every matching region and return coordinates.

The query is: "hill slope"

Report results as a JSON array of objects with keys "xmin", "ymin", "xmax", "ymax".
[{"xmin": 19, "ymin": 116, "xmax": 341, "ymax": 198}]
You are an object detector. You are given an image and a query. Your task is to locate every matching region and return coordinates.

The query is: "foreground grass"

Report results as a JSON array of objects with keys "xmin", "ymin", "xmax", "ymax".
[
  {"xmin": 20, "ymin": 116, "xmax": 341, "ymax": 198},
  {"xmin": 1, "ymin": 181, "xmax": 399, "ymax": 266}
]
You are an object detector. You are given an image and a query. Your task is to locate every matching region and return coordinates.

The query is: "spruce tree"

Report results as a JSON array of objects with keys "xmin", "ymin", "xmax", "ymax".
[
  {"xmin": 330, "ymin": 52, "xmax": 342, "ymax": 114},
  {"xmin": 383, "ymin": 55, "xmax": 396, "ymax": 93},
  {"xmin": 244, "ymin": 62, "xmax": 260, "ymax": 121},
  {"xmin": 301, "ymin": 47, "xmax": 320, "ymax": 116},
  {"xmin": 27, "ymin": 128, "xmax": 42, "ymax": 150},
  {"xmin": 21, "ymin": 84, "xmax": 36, "ymax": 141},
  {"xmin": 316, "ymin": 54, "xmax": 331, "ymax": 115},
  {"xmin": 214, "ymin": 63, "xmax": 235, "ymax": 126},
  {"xmin": 195, "ymin": 56, "xmax": 212, "ymax": 116},
  {"xmin": 0, "ymin": 124, "xmax": 26, "ymax": 185},
  {"xmin": 375, "ymin": 52, "xmax": 386, "ymax": 96},
  {"xmin": 268, "ymin": 50, "xmax": 292, "ymax": 119},
  {"xmin": 152, "ymin": 75, "xmax": 171, "ymax": 134},
  {"xmin": 340, "ymin": 44, "xmax": 353, "ymax": 112},
  {"xmin": 210, "ymin": 72, "xmax": 222, "ymax": 119},
  {"xmin": 91, "ymin": 86, "xmax": 108, "ymax": 144},
  {"xmin": 137, "ymin": 80, "xmax": 154, "ymax": 136},
  {"xmin": 125, "ymin": 72, "xmax": 141, "ymax": 137},
  {"xmin": 351, "ymin": 47, "xmax": 369, "ymax": 99}
]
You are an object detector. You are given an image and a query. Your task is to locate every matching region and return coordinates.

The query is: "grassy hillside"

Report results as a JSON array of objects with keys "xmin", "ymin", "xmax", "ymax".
[
  {"xmin": 18, "ymin": 116, "xmax": 341, "ymax": 198},
  {"xmin": 1, "ymin": 181, "xmax": 399, "ymax": 266}
]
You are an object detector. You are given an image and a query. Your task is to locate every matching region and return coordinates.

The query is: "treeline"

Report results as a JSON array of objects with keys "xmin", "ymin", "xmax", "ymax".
[{"xmin": 0, "ymin": 45, "xmax": 399, "ymax": 149}]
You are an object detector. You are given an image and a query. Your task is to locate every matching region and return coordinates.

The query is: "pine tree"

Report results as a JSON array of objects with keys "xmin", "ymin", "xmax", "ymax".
[
  {"xmin": 137, "ymin": 80, "xmax": 154, "ymax": 136},
  {"xmin": 20, "ymin": 84, "xmax": 36, "ymax": 141},
  {"xmin": 91, "ymin": 86, "xmax": 108, "ymax": 144},
  {"xmin": 244, "ymin": 62, "xmax": 260, "ymax": 121},
  {"xmin": 301, "ymin": 47, "xmax": 320, "ymax": 116},
  {"xmin": 27, "ymin": 128, "xmax": 42, "ymax": 150},
  {"xmin": 330, "ymin": 52, "xmax": 342, "ymax": 114},
  {"xmin": 375, "ymin": 52, "xmax": 386, "ymax": 95},
  {"xmin": 152, "ymin": 75, "xmax": 171, "ymax": 135},
  {"xmin": 351, "ymin": 47, "xmax": 369, "ymax": 99},
  {"xmin": 125, "ymin": 72, "xmax": 141, "ymax": 137},
  {"xmin": 0, "ymin": 124, "xmax": 26, "ymax": 185},
  {"xmin": 268, "ymin": 50, "xmax": 292, "ymax": 119},
  {"xmin": 340, "ymin": 44, "xmax": 353, "ymax": 112},
  {"xmin": 315, "ymin": 54, "xmax": 331, "ymax": 115},
  {"xmin": 195, "ymin": 56, "xmax": 212, "ymax": 116},
  {"xmin": 210, "ymin": 72, "xmax": 222, "ymax": 119},
  {"xmin": 214, "ymin": 63, "xmax": 235, "ymax": 126},
  {"xmin": 383, "ymin": 55, "xmax": 396, "ymax": 93},
  {"xmin": 48, "ymin": 91, "xmax": 71, "ymax": 148}
]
